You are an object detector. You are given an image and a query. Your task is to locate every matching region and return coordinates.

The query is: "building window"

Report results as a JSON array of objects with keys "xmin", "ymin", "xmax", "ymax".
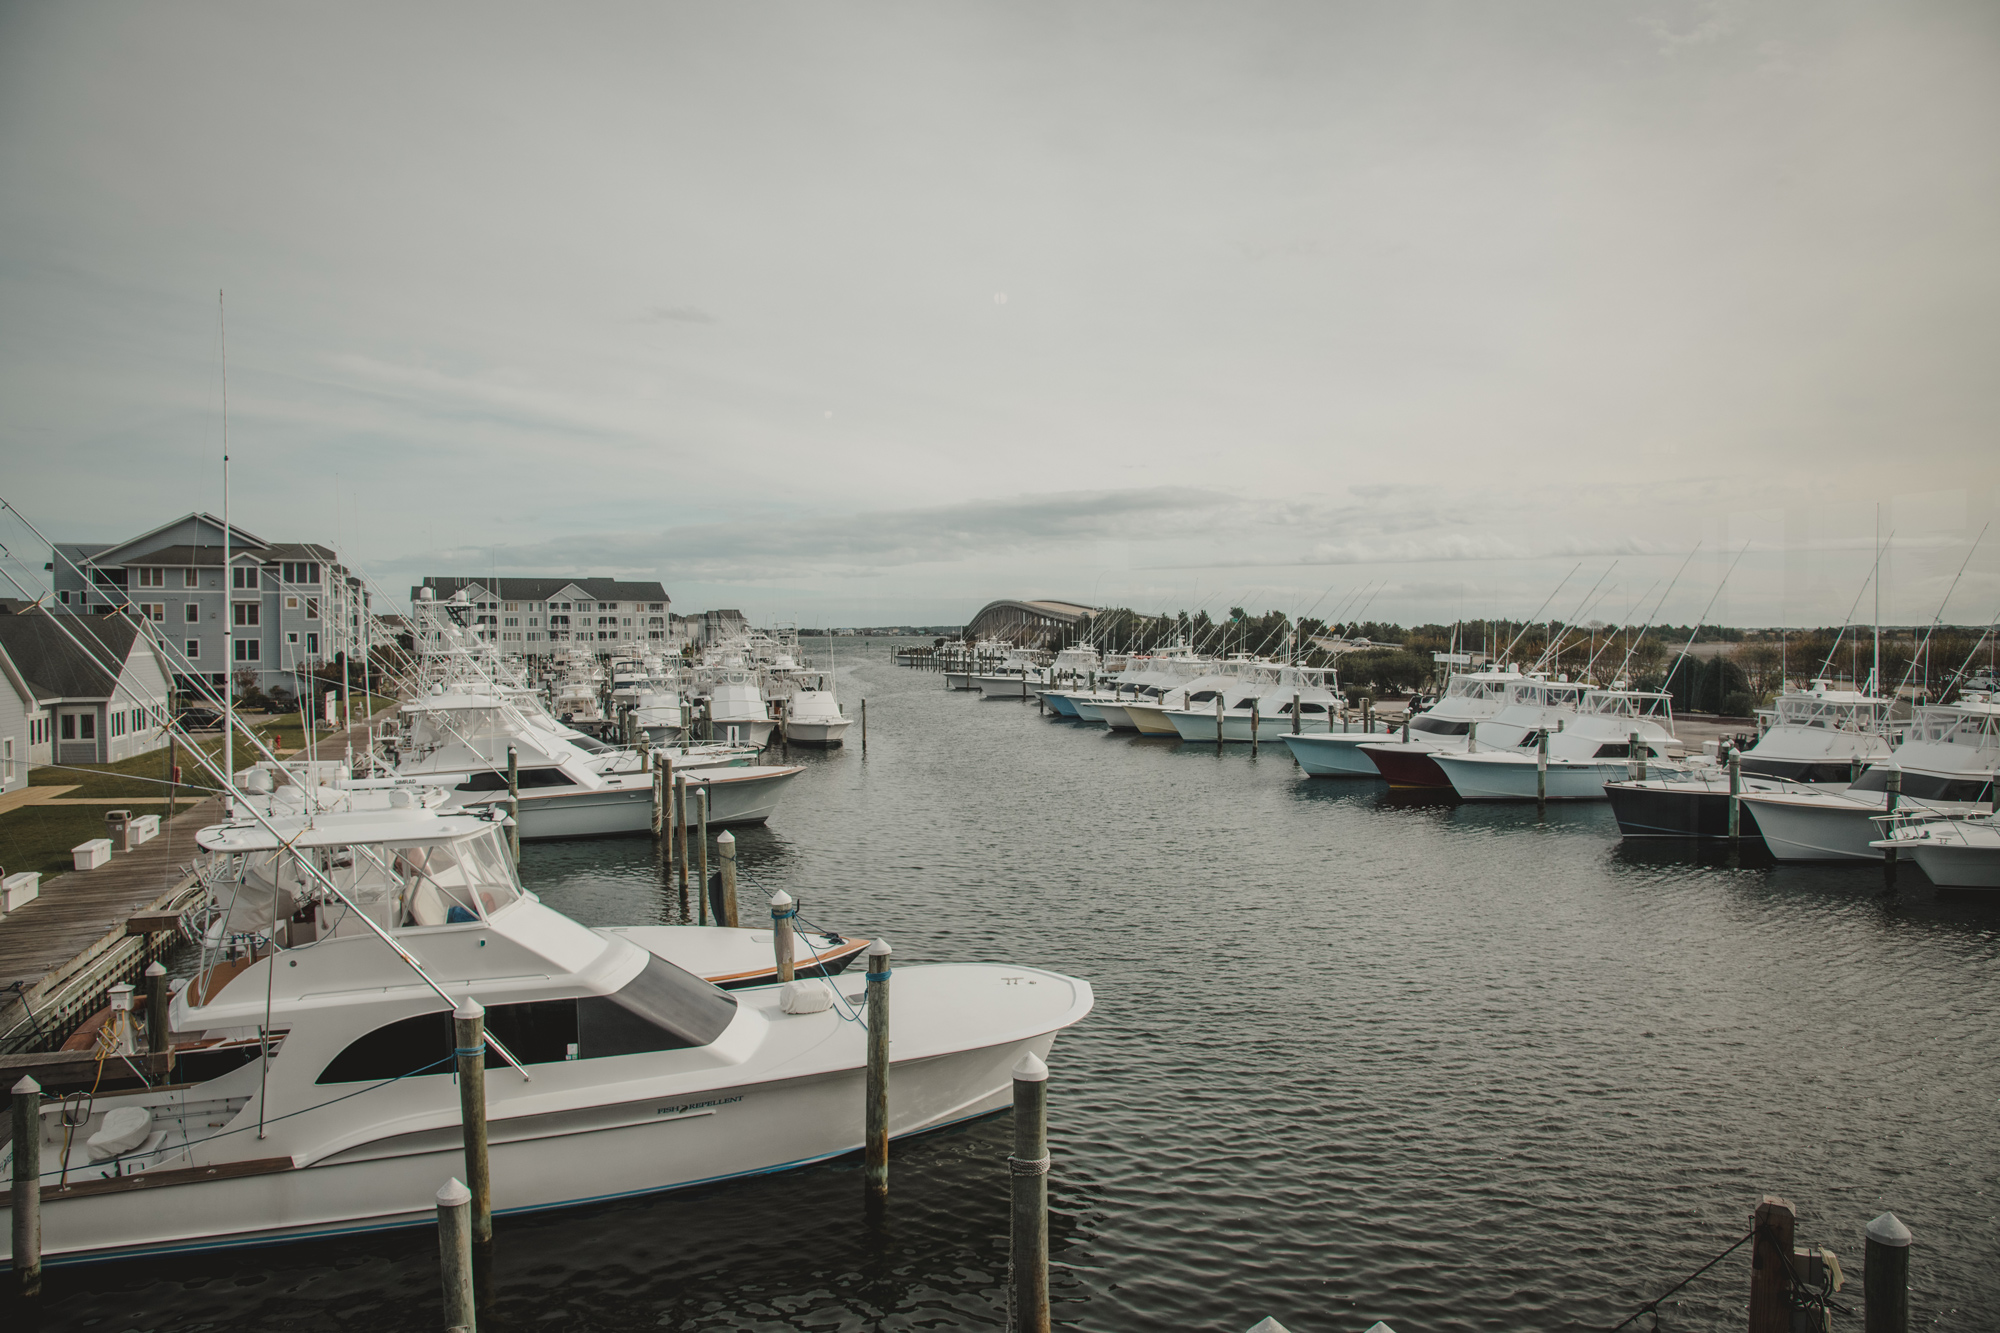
[
  {"xmin": 235, "ymin": 639, "xmax": 260, "ymax": 662},
  {"xmin": 281, "ymin": 561, "xmax": 321, "ymax": 584},
  {"xmin": 505, "ymin": 602, "xmax": 518, "ymax": 612},
  {"xmin": 141, "ymin": 603, "xmax": 165, "ymax": 622},
  {"xmin": 234, "ymin": 602, "xmax": 260, "ymax": 626},
  {"xmin": 286, "ymin": 596, "xmax": 299, "ymax": 610},
  {"xmin": 288, "ymin": 631, "xmax": 300, "ymax": 645},
  {"xmin": 306, "ymin": 632, "xmax": 319, "ymax": 654},
  {"xmin": 184, "ymin": 602, "xmax": 200, "ymax": 623},
  {"xmin": 137, "ymin": 567, "xmax": 165, "ymax": 588},
  {"xmin": 186, "ymin": 639, "xmax": 200, "ymax": 658},
  {"xmin": 622, "ymin": 617, "xmax": 632, "ymax": 627},
  {"xmin": 233, "ymin": 566, "xmax": 254, "ymax": 589},
  {"xmin": 184, "ymin": 568, "xmax": 200, "ymax": 588},
  {"xmin": 306, "ymin": 598, "xmax": 319, "ymax": 620},
  {"xmin": 504, "ymin": 617, "xmax": 518, "ymax": 627},
  {"xmin": 61, "ymin": 714, "xmax": 74, "ymax": 741},
  {"xmin": 649, "ymin": 603, "xmax": 663, "ymax": 612},
  {"xmin": 59, "ymin": 590, "xmax": 69, "ymax": 604},
  {"xmin": 5, "ymin": 737, "xmax": 13, "ymax": 781}
]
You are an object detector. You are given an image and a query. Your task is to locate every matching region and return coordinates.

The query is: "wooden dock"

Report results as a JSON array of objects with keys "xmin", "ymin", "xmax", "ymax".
[
  {"xmin": 0, "ymin": 796, "xmax": 217, "ymax": 1052},
  {"xmin": 0, "ymin": 707, "xmax": 396, "ymax": 1054}
]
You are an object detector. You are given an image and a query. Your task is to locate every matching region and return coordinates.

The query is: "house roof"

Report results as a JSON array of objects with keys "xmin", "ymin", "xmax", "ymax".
[
  {"xmin": 263, "ymin": 543, "xmax": 338, "ymax": 562},
  {"xmin": 0, "ymin": 610, "xmax": 146, "ymax": 701},
  {"xmin": 417, "ymin": 576, "xmax": 670, "ymax": 604},
  {"xmin": 89, "ymin": 512, "xmax": 270, "ymax": 565}
]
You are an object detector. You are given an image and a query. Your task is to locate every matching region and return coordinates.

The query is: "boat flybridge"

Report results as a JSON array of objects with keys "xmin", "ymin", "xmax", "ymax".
[
  {"xmin": 778, "ymin": 668, "xmax": 853, "ymax": 746},
  {"xmin": 1604, "ymin": 682, "xmax": 1893, "ymax": 839},
  {"xmin": 0, "ymin": 800, "xmax": 1092, "ymax": 1264},
  {"xmin": 1739, "ymin": 695, "xmax": 2000, "ymax": 862},
  {"xmin": 1357, "ymin": 674, "xmax": 1581, "ymax": 788},
  {"xmin": 1282, "ymin": 665, "xmax": 1529, "ymax": 776},
  {"xmin": 392, "ymin": 689, "xmax": 800, "ymax": 837},
  {"xmin": 1160, "ymin": 664, "xmax": 1344, "ymax": 742},
  {"xmin": 1429, "ymin": 688, "xmax": 1678, "ymax": 801}
]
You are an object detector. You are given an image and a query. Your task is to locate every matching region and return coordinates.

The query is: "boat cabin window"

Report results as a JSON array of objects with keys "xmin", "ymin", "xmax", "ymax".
[
  {"xmin": 1410, "ymin": 717, "xmax": 1470, "ymax": 736},
  {"xmin": 1189, "ymin": 691, "xmax": 1220, "ymax": 704},
  {"xmin": 1846, "ymin": 768, "xmax": 1995, "ymax": 803},
  {"xmin": 315, "ymin": 957, "xmax": 738, "ymax": 1084},
  {"xmin": 454, "ymin": 767, "xmax": 571, "ymax": 791}
]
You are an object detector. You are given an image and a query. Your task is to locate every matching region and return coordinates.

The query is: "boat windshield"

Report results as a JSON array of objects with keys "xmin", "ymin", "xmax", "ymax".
[
  {"xmin": 215, "ymin": 828, "xmax": 524, "ymax": 941},
  {"xmin": 1775, "ymin": 696, "xmax": 1885, "ymax": 730}
]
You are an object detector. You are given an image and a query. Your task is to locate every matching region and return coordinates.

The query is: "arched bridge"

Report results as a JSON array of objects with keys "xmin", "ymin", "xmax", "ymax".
[{"xmin": 965, "ymin": 599, "xmax": 1099, "ymax": 646}]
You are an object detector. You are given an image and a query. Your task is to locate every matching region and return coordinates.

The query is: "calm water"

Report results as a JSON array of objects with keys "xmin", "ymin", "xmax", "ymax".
[{"xmin": 16, "ymin": 641, "xmax": 2000, "ymax": 1331}]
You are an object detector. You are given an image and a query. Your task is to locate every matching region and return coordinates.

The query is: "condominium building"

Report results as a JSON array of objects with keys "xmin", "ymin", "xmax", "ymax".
[
  {"xmin": 50, "ymin": 512, "xmax": 371, "ymax": 697},
  {"xmin": 413, "ymin": 577, "xmax": 672, "ymax": 653}
]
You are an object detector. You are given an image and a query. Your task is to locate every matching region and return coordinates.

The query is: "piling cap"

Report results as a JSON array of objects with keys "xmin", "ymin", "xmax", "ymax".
[
  {"xmin": 454, "ymin": 996, "xmax": 485, "ymax": 1019},
  {"xmin": 145, "ymin": 961, "xmax": 167, "ymax": 976},
  {"xmin": 1867, "ymin": 1212, "xmax": 1913, "ymax": 1247},
  {"xmin": 1012, "ymin": 1051, "xmax": 1049, "ymax": 1082},
  {"xmin": 717, "ymin": 830, "xmax": 735, "ymax": 845},
  {"xmin": 13, "ymin": 1075, "xmax": 40, "ymax": 1095},
  {"xmin": 769, "ymin": 890, "xmax": 793, "ymax": 908},
  {"xmin": 437, "ymin": 1177, "xmax": 472, "ymax": 1207},
  {"xmin": 866, "ymin": 938, "xmax": 892, "ymax": 959},
  {"xmin": 1245, "ymin": 1321, "xmax": 1293, "ymax": 1333}
]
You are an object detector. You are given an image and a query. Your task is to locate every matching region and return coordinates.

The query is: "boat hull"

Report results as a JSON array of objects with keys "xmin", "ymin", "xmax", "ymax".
[
  {"xmin": 1605, "ymin": 782, "xmax": 1768, "ymax": 839},
  {"xmin": 943, "ymin": 672, "xmax": 977, "ymax": 690},
  {"xmin": 976, "ymin": 676, "xmax": 1035, "ymax": 698},
  {"xmin": 1038, "ymin": 691, "xmax": 1081, "ymax": 717},
  {"xmin": 1904, "ymin": 842, "xmax": 2000, "ymax": 888},
  {"xmin": 463, "ymin": 767, "xmax": 801, "ymax": 837},
  {"xmin": 708, "ymin": 716, "xmax": 776, "ymax": 747},
  {"xmin": 782, "ymin": 718, "xmax": 851, "ymax": 746},
  {"xmin": 1435, "ymin": 754, "xmax": 1623, "ymax": 802},
  {"xmin": 1281, "ymin": 730, "xmax": 1396, "ymax": 777},
  {"xmin": 1356, "ymin": 742, "xmax": 1451, "ymax": 788},
  {"xmin": 1124, "ymin": 704, "xmax": 1181, "ymax": 735},
  {"xmin": 5, "ymin": 1031, "xmax": 1063, "ymax": 1267},
  {"xmin": 1734, "ymin": 792, "xmax": 1889, "ymax": 862}
]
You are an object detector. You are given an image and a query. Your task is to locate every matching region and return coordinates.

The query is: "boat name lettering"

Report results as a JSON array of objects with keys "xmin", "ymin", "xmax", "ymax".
[{"xmin": 659, "ymin": 1095, "xmax": 742, "ymax": 1115}]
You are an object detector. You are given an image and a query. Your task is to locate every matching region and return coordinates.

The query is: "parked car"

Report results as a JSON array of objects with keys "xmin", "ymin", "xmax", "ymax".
[{"xmin": 175, "ymin": 708, "xmax": 223, "ymax": 731}]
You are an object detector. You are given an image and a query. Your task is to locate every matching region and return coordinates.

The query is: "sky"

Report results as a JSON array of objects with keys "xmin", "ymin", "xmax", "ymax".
[{"xmin": 1, "ymin": 1, "xmax": 1996, "ymax": 630}]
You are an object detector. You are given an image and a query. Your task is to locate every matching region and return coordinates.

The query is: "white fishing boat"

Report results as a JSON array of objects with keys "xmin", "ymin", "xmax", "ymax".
[
  {"xmin": 0, "ymin": 802, "xmax": 1092, "ymax": 1264},
  {"xmin": 1430, "ymin": 689, "xmax": 1677, "ymax": 801},
  {"xmin": 1605, "ymin": 683, "xmax": 1893, "ymax": 839},
  {"xmin": 781, "ymin": 671, "xmax": 852, "ymax": 746},
  {"xmin": 1870, "ymin": 810, "xmax": 2000, "ymax": 888},
  {"xmin": 699, "ymin": 667, "xmax": 777, "ymax": 747},
  {"xmin": 1357, "ymin": 672, "xmax": 1570, "ymax": 788},
  {"xmin": 1740, "ymin": 696, "xmax": 2000, "ymax": 862},
  {"xmin": 390, "ymin": 691, "xmax": 799, "ymax": 837},
  {"xmin": 1162, "ymin": 666, "xmax": 1343, "ymax": 742},
  {"xmin": 1283, "ymin": 666, "xmax": 1522, "ymax": 778}
]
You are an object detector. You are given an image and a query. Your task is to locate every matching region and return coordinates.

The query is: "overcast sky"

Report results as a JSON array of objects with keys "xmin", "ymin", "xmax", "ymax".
[{"xmin": 2, "ymin": 1, "xmax": 1995, "ymax": 629}]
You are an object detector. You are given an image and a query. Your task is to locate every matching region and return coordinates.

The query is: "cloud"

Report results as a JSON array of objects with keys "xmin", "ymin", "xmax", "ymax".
[{"xmin": 646, "ymin": 306, "xmax": 718, "ymax": 325}]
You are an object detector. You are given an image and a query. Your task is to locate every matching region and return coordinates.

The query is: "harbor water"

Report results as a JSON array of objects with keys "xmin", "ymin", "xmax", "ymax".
[{"xmin": 19, "ymin": 640, "xmax": 1999, "ymax": 1330}]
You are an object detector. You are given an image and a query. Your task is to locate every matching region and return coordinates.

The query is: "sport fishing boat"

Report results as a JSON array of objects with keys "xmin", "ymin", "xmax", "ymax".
[
  {"xmin": 1430, "ymin": 689, "xmax": 1677, "ymax": 802},
  {"xmin": 390, "ymin": 690, "xmax": 800, "ymax": 836},
  {"xmin": 1869, "ymin": 809, "xmax": 2000, "ymax": 888},
  {"xmin": 1161, "ymin": 665, "xmax": 1343, "ymax": 742},
  {"xmin": 780, "ymin": 670, "xmax": 852, "ymax": 746},
  {"xmin": 0, "ymin": 801, "xmax": 1092, "ymax": 1264},
  {"xmin": 1738, "ymin": 696, "xmax": 2000, "ymax": 861},
  {"xmin": 699, "ymin": 665, "xmax": 777, "ymax": 747},
  {"xmin": 1603, "ymin": 682, "xmax": 1892, "ymax": 839},
  {"xmin": 1286, "ymin": 665, "xmax": 1522, "ymax": 778},
  {"xmin": 1353, "ymin": 670, "xmax": 1563, "ymax": 788}
]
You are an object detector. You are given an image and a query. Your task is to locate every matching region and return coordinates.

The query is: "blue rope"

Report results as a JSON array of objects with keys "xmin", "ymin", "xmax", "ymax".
[
  {"xmin": 865, "ymin": 969, "xmax": 891, "ymax": 982},
  {"xmin": 788, "ymin": 908, "xmax": 866, "ymax": 1025}
]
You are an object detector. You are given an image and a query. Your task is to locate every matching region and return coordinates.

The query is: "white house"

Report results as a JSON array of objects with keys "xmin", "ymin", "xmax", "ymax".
[{"xmin": 0, "ymin": 607, "xmax": 175, "ymax": 778}]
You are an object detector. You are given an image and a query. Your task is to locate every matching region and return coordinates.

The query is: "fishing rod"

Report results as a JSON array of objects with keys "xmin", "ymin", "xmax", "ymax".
[
  {"xmin": 1495, "ymin": 563, "xmax": 1580, "ymax": 666},
  {"xmin": 1661, "ymin": 541, "xmax": 1751, "ymax": 705},
  {"xmin": 1613, "ymin": 543, "xmax": 1702, "ymax": 683}
]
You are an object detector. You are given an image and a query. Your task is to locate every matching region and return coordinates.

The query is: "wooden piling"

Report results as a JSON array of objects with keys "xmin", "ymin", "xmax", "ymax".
[
  {"xmin": 1009, "ymin": 1051, "xmax": 1051, "ymax": 1333},
  {"xmin": 1885, "ymin": 767, "xmax": 1902, "ymax": 882},
  {"xmin": 1214, "ymin": 694, "xmax": 1224, "ymax": 753},
  {"xmin": 1250, "ymin": 699, "xmax": 1259, "ymax": 756},
  {"xmin": 166, "ymin": 731, "xmax": 179, "ymax": 824},
  {"xmin": 146, "ymin": 960, "xmax": 170, "ymax": 1056},
  {"xmin": 1536, "ymin": 727, "xmax": 1548, "ymax": 816},
  {"xmin": 697, "ymin": 788, "xmax": 710, "ymax": 926},
  {"xmin": 861, "ymin": 699, "xmax": 868, "ymax": 753},
  {"xmin": 1748, "ymin": 1195, "xmax": 1795, "ymax": 1333},
  {"xmin": 436, "ymin": 1177, "xmax": 477, "ymax": 1333},
  {"xmin": 675, "ymin": 773, "xmax": 690, "ymax": 901},
  {"xmin": 1635, "ymin": 730, "xmax": 1648, "ymax": 782},
  {"xmin": 453, "ymin": 999, "xmax": 492, "ymax": 1246},
  {"xmin": 1728, "ymin": 749, "xmax": 1742, "ymax": 846},
  {"xmin": 716, "ymin": 829, "xmax": 739, "ymax": 929},
  {"xmin": 11, "ymin": 1075, "xmax": 40, "ymax": 1297},
  {"xmin": 770, "ymin": 890, "xmax": 795, "ymax": 983},
  {"xmin": 505, "ymin": 747, "xmax": 520, "ymax": 864},
  {"xmin": 864, "ymin": 938, "xmax": 892, "ymax": 1200},
  {"xmin": 1865, "ymin": 1211, "xmax": 1911, "ymax": 1333}
]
